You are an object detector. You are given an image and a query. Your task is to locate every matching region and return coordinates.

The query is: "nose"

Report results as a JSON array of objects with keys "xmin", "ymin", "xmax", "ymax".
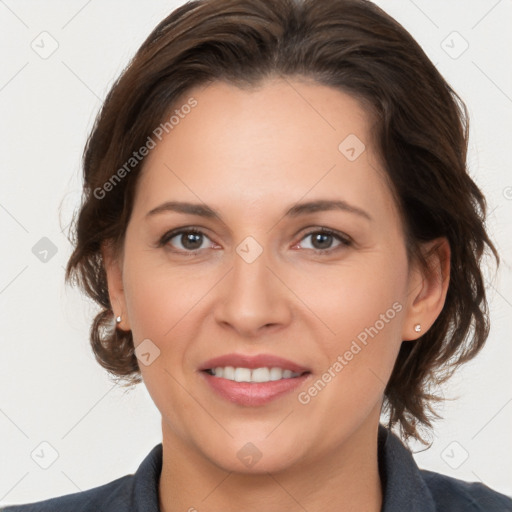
[{"xmin": 214, "ymin": 246, "xmax": 292, "ymax": 338}]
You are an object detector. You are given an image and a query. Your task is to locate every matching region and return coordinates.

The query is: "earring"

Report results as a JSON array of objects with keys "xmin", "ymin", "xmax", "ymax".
[
  {"xmin": 116, "ymin": 315, "xmax": 122, "ymax": 324},
  {"xmin": 414, "ymin": 323, "xmax": 422, "ymax": 333}
]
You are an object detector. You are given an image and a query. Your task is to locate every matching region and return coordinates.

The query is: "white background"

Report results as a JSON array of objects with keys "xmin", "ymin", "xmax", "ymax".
[{"xmin": 1, "ymin": 0, "xmax": 511, "ymax": 506}]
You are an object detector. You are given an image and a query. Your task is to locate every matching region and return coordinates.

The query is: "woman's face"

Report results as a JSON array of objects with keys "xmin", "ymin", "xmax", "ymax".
[{"xmin": 106, "ymin": 78, "xmax": 435, "ymax": 473}]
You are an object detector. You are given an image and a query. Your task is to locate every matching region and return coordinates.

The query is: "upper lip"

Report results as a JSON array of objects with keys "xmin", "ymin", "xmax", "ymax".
[{"xmin": 199, "ymin": 353, "xmax": 310, "ymax": 374}]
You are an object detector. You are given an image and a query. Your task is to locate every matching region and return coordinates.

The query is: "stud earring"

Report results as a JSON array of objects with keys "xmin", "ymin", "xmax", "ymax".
[
  {"xmin": 414, "ymin": 323, "xmax": 422, "ymax": 333},
  {"xmin": 116, "ymin": 315, "xmax": 122, "ymax": 324}
]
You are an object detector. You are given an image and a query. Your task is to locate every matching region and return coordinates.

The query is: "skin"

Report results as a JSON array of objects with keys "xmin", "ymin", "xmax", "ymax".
[{"xmin": 102, "ymin": 77, "xmax": 450, "ymax": 512}]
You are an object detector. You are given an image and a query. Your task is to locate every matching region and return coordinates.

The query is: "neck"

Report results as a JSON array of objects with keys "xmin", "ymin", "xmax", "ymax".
[{"xmin": 158, "ymin": 417, "xmax": 383, "ymax": 512}]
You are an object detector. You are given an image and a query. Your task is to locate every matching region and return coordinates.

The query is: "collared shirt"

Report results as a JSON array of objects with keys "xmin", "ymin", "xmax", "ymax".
[{"xmin": 2, "ymin": 425, "xmax": 511, "ymax": 511}]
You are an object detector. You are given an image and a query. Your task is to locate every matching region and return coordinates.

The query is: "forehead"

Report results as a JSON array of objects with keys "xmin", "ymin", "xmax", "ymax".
[{"xmin": 133, "ymin": 78, "xmax": 396, "ymax": 225}]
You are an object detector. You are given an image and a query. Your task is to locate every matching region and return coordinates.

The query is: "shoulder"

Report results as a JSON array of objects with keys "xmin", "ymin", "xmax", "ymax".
[
  {"xmin": 1, "ymin": 443, "xmax": 162, "ymax": 512},
  {"xmin": 420, "ymin": 469, "xmax": 512, "ymax": 511},
  {"xmin": 378, "ymin": 425, "xmax": 511, "ymax": 511},
  {"xmin": 0, "ymin": 474, "xmax": 134, "ymax": 512}
]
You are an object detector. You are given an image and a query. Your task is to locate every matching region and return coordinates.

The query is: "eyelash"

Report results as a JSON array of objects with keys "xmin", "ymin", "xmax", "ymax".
[{"xmin": 157, "ymin": 226, "xmax": 352, "ymax": 256}]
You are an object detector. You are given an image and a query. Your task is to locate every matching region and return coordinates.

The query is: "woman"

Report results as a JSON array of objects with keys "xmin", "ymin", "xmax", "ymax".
[{"xmin": 2, "ymin": 0, "xmax": 511, "ymax": 510}]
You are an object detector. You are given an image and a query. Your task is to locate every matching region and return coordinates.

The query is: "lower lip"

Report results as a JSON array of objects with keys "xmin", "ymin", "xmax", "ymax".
[{"xmin": 200, "ymin": 371, "xmax": 310, "ymax": 406}]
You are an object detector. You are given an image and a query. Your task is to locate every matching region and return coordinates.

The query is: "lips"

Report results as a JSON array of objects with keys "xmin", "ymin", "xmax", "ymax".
[
  {"xmin": 199, "ymin": 353, "xmax": 310, "ymax": 374},
  {"xmin": 198, "ymin": 353, "xmax": 312, "ymax": 406}
]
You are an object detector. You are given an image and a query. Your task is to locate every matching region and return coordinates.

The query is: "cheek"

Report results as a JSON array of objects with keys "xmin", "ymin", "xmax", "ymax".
[
  {"xmin": 122, "ymin": 249, "xmax": 208, "ymax": 341},
  {"xmin": 121, "ymin": 250, "xmax": 218, "ymax": 389},
  {"xmin": 121, "ymin": 254, "xmax": 205, "ymax": 430},
  {"xmin": 295, "ymin": 253, "xmax": 407, "ymax": 408},
  {"xmin": 293, "ymin": 257, "xmax": 406, "ymax": 344},
  {"xmin": 297, "ymin": 289, "xmax": 405, "ymax": 443}
]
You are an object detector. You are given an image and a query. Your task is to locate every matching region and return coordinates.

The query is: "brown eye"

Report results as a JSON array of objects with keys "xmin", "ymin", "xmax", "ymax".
[
  {"xmin": 297, "ymin": 229, "xmax": 351, "ymax": 254},
  {"xmin": 310, "ymin": 232, "xmax": 335, "ymax": 250},
  {"xmin": 159, "ymin": 229, "xmax": 212, "ymax": 253}
]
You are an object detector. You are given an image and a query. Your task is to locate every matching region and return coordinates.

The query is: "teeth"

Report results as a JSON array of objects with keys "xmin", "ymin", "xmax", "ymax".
[
  {"xmin": 269, "ymin": 367, "xmax": 283, "ymax": 381},
  {"xmin": 252, "ymin": 367, "xmax": 270, "ymax": 382},
  {"xmin": 234, "ymin": 367, "xmax": 251, "ymax": 382},
  {"xmin": 210, "ymin": 366, "xmax": 301, "ymax": 383},
  {"xmin": 223, "ymin": 366, "xmax": 234, "ymax": 380}
]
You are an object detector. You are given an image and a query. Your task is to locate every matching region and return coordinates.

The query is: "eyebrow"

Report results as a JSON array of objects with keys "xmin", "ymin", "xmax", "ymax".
[{"xmin": 146, "ymin": 199, "xmax": 372, "ymax": 222}]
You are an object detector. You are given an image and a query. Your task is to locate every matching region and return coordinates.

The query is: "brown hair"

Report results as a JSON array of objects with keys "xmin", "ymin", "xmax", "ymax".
[{"xmin": 65, "ymin": 0, "xmax": 499, "ymax": 442}]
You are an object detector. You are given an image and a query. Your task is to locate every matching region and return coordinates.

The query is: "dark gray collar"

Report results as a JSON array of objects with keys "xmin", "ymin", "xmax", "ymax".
[{"xmin": 378, "ymin": 425, "xmax": 436, "ymax": 511}]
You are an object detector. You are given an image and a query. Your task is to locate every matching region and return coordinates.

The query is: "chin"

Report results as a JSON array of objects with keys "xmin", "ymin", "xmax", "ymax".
[
  {"xmin": 198, "ymin": 433, "xmax": 308, "ymax": 475},
  {"xmin": 215, "ymin": 448, "xmax": 301, "ymax": 475}
]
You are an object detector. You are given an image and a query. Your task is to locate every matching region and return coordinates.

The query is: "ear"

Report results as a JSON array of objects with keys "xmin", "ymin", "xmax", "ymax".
[
  {"xmin": 401, "ymin": 237, "xmax": 450, "ymax": 341},
  {"xmin": 101, "ymin": 240, "xmax": 131, "ymax": 331}
]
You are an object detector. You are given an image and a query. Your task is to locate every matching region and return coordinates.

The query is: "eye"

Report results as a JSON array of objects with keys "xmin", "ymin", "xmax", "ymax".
[
  {"xmin": 158, "ymin": 227, "xmax": 352, "ymax": 255},
  {"xmin": 159, "ymin": 228, "xmax": 214, "ymax": 253},
  {"xmin": 295, "ymin": 228, "xmax": 352, "ymax": 254}
]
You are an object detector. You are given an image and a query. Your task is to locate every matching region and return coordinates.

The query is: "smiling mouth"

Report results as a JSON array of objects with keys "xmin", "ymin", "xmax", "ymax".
[{"xmin": 203, "ymin": 366, "xmax": 311, "ymax": 383}]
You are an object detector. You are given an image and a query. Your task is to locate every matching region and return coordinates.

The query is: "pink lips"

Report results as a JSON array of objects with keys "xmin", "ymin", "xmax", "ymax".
[{"xmin": 199, "ymin": 353, "xmax": 311, "ymax": 407}]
